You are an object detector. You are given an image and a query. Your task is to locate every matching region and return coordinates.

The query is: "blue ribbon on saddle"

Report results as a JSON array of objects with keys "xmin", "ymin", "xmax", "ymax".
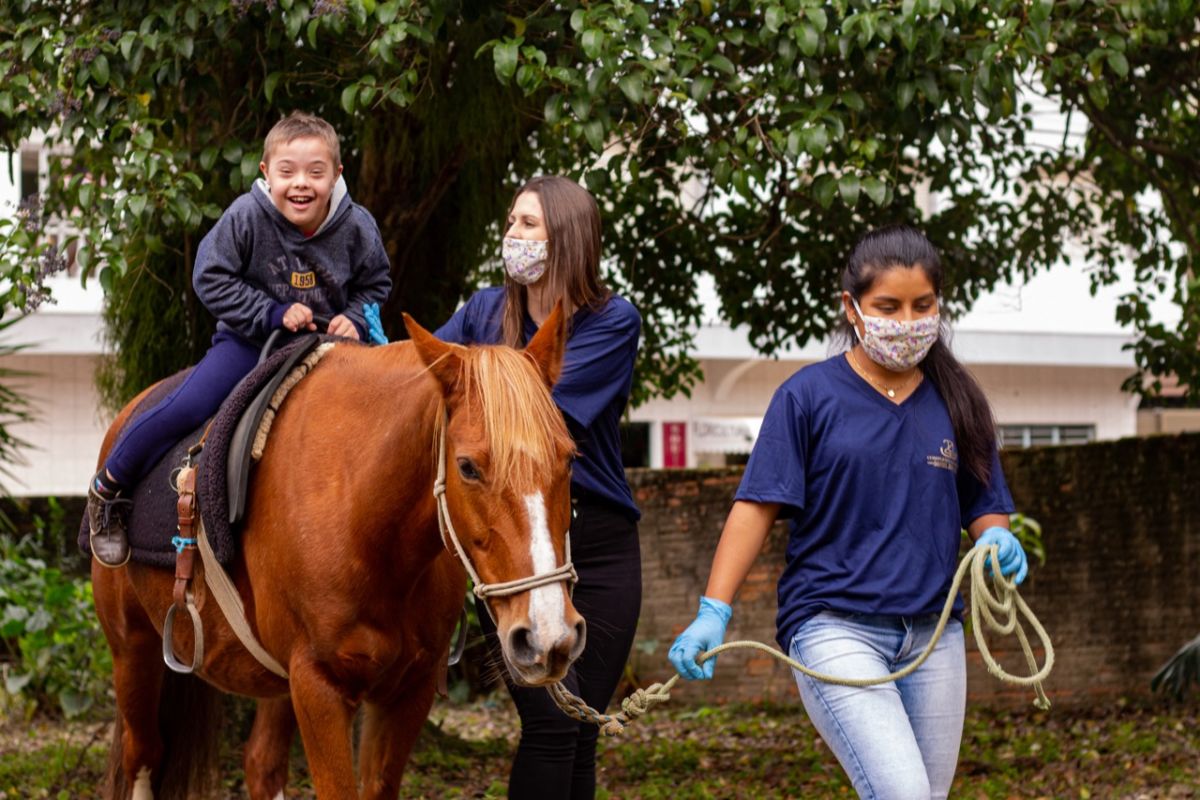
[{"xmin": 171, "ymin": 535, "xmax": 197, "ymax": 553}]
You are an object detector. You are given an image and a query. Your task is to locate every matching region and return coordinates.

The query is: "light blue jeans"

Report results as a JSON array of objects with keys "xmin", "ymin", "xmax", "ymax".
[{"xmin": 789, "ymin": 611, "xmax": 966, "ymax": 800}]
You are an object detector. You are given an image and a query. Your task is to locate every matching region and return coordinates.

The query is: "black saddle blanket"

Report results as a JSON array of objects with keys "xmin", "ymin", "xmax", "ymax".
[{"xmin": 77, "ymin": 336, "xmax": 332, "ymax": 568}]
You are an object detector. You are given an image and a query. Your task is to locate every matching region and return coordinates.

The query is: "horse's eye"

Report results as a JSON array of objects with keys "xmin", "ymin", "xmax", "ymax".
[{"xmin": 457, "ymin": 457, "xmax": 482, "ymax": 482}]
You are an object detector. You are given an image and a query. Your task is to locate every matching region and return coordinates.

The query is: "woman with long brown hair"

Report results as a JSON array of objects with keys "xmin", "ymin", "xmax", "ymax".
[{"xmin": 437, "ymin": 176, "xmax": 641, "ymax": 799}]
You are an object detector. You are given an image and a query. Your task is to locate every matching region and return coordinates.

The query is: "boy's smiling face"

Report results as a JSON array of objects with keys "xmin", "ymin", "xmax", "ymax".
[{"xmin": 259, "ymin": 135, "xmax": 342, "ymax": 233}]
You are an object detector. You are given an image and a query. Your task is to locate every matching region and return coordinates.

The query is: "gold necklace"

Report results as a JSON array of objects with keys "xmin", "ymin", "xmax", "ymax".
[{"xmin": 848, "ymin": 349, "xmax": 919, "ymax": 399}]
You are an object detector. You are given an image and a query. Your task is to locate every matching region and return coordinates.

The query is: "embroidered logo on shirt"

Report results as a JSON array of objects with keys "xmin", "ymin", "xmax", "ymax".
[
  {"xmin": 291, "ymin": 271, "xmax": 317, "ymax": 289},
  {"xmin": 926, "ymin": 438, "xmax": 958, "ymax": 472}
]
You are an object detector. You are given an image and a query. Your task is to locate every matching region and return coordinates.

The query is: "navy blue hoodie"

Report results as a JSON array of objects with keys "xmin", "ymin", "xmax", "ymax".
[{"xmin": 193, "ymin": 177, "xmax": 391, "ymax": 343}]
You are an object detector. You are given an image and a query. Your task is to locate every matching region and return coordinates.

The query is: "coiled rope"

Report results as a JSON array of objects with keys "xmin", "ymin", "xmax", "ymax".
[{"xmin": 548, "ymin": 544, "xmax": 1054, "ymax": 737}]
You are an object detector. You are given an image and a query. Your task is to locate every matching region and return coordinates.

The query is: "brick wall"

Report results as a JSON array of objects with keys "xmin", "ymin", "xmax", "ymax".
[{"xmin": 627, "ymin": 432, "xmax": 1200, "ymax": 708}]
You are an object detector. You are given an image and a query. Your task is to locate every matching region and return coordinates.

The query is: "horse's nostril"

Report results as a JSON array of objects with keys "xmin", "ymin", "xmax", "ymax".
[
  {"xmin": 571, "ymin": 619, "xmax": 587, "ymax": 660},
  {"xmin": 507, "ymin": 625, "xmax": 539, "ymax": 667}
]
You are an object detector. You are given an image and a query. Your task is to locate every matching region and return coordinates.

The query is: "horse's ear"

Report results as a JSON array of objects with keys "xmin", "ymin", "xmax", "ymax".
[
  {"xmin": 404, "ymin": 313, "xmax": 463, "ymax": 394},
  {"xmin": 524, "ymin": 301, "xmax": 567, "ymax": 388}
]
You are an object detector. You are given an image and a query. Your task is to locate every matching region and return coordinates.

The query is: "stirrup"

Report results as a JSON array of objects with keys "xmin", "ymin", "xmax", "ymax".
[{"xmin": 162, "ymin": 588, "xmax": 205, "ymax": 674}]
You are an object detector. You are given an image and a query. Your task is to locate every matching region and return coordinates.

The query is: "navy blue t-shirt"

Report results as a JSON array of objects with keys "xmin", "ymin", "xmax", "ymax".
[
  {"xmin": 435, "ymin": 287, "xmax": 641, "ymax": 520},
  {"xmin": 735, "ymin": 354, "xmax": 1015, "ymax": 650}
]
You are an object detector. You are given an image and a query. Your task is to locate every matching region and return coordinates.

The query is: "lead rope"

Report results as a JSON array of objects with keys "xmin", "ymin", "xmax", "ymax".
[
  {"xmin": 548, "ymin": 544, "xmax": 1054, "ymax": 737},
  {"xmin": 432, "ymin": 415, "xmax": 577, "ymax": 625}
]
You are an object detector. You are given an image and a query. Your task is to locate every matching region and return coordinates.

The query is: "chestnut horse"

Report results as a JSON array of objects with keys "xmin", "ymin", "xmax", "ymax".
[{"xmin": 91, "ymin": 309, "xmax": 585, "ymax": 799}]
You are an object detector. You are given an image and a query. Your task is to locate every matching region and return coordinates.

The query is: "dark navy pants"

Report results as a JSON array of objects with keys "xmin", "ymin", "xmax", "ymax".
[
  {"xmin": 476, "ymin": 495, "xmax": 642, "ymax": 800},
  {"xmin": 104, "ymin": 331, "xmax": 259, "ymax": 486}
]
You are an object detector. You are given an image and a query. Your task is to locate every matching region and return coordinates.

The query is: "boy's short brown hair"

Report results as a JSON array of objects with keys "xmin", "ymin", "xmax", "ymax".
[{"xmin": 262, "ymin": 111, "xmax": 341, "ymax": 168}]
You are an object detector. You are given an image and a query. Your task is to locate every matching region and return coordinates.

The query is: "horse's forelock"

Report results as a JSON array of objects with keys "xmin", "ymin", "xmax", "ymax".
[{"xmin": 461, "ymin": 346, "xmax": 574, "ymax": 492}]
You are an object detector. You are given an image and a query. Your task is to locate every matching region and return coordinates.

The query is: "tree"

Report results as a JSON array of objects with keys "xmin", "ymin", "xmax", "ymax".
[{"xmin": 1, "ymin": 0, "xmax": 1196, "ymax": 409}]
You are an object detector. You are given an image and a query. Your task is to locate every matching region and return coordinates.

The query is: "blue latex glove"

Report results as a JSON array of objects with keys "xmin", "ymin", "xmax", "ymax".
[
  {"xmin": 975, "ymin": 526, "xmax": 1028, "ymax": 584},
  {"xmin": 363, "ymin": 302, "xmax": 388, "ymax": 345},
  {"xmin": 668, "ymin": 596, "xmax": 732, "ymax": 680}
]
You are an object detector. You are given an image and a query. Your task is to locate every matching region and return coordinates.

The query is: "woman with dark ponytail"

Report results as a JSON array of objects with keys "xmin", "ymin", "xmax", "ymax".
[{"xmin": 669, "ymin": 225, "xmax": 1027, "ymax": 799}]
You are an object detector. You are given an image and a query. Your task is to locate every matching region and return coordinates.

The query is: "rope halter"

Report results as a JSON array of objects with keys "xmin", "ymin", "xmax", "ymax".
[{"xmin": 432, "ymin": 415, "xmax": 578, "ymax": 623}]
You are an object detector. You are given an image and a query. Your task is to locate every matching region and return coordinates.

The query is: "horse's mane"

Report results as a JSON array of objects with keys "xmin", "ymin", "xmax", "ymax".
[{"xmin": 451, "ymin": 345, "xmax": 575, "ymax": 493}]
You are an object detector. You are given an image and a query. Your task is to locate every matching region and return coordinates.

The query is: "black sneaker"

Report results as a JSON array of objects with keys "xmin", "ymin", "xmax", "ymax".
[{"xmin": 87, "ymin": 471, "xmax": 132, "ymax": 568}]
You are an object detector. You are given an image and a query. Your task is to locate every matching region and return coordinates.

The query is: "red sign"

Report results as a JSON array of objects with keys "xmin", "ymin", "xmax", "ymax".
[{"xmin": 663, "ymin": 422, "xmax": 687, "ymax": 468}]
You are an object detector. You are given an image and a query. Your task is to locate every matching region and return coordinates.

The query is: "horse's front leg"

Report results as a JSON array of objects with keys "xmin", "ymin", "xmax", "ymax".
[
  {"xmin": 289, "ymin": 658, "xmax": 359, "ymax": 798},
  {"xmin": 358, "ymin": 678, "xmax": 439, "ymax": 800},
  {"xmin": 244, "ymin": 696, "xmax": 297, "ymax": 800}
]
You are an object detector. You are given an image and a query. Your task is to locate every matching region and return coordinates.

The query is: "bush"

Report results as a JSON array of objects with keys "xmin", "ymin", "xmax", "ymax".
[{"xmin": 0, "ymin": 532, "xmax": 112, "ymax": 720}]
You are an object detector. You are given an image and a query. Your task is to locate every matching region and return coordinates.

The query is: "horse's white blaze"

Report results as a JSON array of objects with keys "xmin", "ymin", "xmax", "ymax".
[
  {"xmin": 524, "ymin": 491, "xmax": 567, "ymax": 647},
  {"xmin": 132, "ymin": 766, "xmax": 153, "ymax": 800},
  {"xmin": 273, "ymin": 792, "xmax": 286, "ymax": 800}
]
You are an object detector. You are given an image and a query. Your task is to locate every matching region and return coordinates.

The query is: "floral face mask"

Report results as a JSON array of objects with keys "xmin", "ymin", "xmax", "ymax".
[
  {"xmin": 502, "ymin": 237, "xmax": 549, "ymax": 285},
  {"xmin": 852, "ymin": 298, "xmax": 940, "ymax": 371}
]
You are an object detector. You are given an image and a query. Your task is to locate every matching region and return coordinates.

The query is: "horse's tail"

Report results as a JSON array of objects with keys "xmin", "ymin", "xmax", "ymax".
[{"xmin": 104, "ymin": 671, "xmax": 223, "ymax": 800}]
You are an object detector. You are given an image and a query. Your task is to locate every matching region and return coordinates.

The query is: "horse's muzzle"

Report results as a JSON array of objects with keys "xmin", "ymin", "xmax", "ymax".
[{"xmin": 502, "ymin": 616, "xmax": 587, "ymax": 686}]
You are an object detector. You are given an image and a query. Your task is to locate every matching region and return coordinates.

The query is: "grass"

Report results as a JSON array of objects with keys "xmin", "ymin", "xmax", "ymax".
[{"xmin": 1, "ymin": 696, "xmax": 1198, "ymax": 798}]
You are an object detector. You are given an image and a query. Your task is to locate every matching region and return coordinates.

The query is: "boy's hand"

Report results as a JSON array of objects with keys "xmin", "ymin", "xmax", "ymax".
[
  {"xmin": 282, "ymin": 303, "xmax": 317, "ymax": 332},
  {"xmin": 328, "ymin": 314, "xmax": 360, "ymax": 340}
]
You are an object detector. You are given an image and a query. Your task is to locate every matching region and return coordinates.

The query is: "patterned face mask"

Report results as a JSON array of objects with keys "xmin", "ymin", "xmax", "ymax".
[
  {"xmin": 502, "ymin": 237, "xmax": 549, "ymax": 285},
  {"xmin": 852, "ymin": 298, "xmax": 940, "ymax": 371}
]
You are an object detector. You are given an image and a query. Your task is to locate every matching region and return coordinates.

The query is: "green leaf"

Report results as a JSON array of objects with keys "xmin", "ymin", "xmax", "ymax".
[
  {"xmin": 841, "ymin": 91, "xmax": 865, "ymax": 112},
  {"xmin": 582, "ymin": 29, "xmax": 604, "ymax": 60},
  {"xmin": 690, "ymin": 75, "xmax": 715, "ymax": 101},
  {"xmin": 1106, "ymin": 51, "xmax": 1129, "ymax": 78},
  {"xmin": 543, "ymin": 93, "xmax": 564, "ymax": 124},
  {"xmin": 814, "ymin": 176, "xmax": 836, "ymax": 208},
  {"xmin": 4, "ymin": 672, "xmax": 31, "ymax": 694},
  {"xmin": 79, "ymin": 183, "xmax": 93, "ymax": 209},
  {"xmin": 806, "ymin": 8, "xmax": 828, "ymax": 32},
  {"xmin": 178, "ymin": 35, "xmax": 194, "ymax": 59},
  {"xmin": 570, "ymin": 9, "xmax": 586, "ymax": 32},
  {"xmin": 786, "ymin": 129, "xmax": 802, "ymax": 157},
  {"xmin": 76, "ymin": 246, "xmax": 91, "ymax": 273},
  {"xmin": 127, "ymin": 195, "xmax": 147, "ymax": 218},
  {"xmin": 583, "ymin": 120, "xmax": 605, "ymax": 153},
  {"xmin": 91, "ymin": 54, "xmax": 110, "ymax": 86},
  {"xmin": 0, "ymin": 92, "xmax": 12, "ymax": 118},
  {"xmin": 805, "ymin": 124, "xmax": 829, "ymax": 158},
  {"xmin": 264, "ymin": 71, "xmax": 282, "ymax": 103},
  {"xmin": 707, "ymin": 53, "xmax": 736, "ymax": 75},
  {"xmin": 378, "ymin": 1, "xmax": 400, "ymax": 24},
  {"xmin": 494, "ymin": 40, "xmax": 519, "ymax": 81},
  {"xmin": 341, "ymin": 83, "xmax": 358, "ymax": 114},
  {"xmin": 240, "ymin": 151, "xmax": 259, "ymax": 180},
  {"xmin": 99, "ymin": 266, "xmax": 113, "ymax": 292},
  {"xmin": 936, "ymin": 119, "xmax": 953, "ymax": 146},
  {"xmin": 307, "ymin": 19, "xmax": 320, "ymax": 49},
  {"xmin": 1087, "ymin": 80, "xmax": 1109, "ymax": 110},
  {"xmin": 897, "ymin": 82, "xmax": 915, "ymax": 110},
  {"xmin": 618, "ymin": 74, "xmax": 644, "ymax": 104},
  {"xmin": 764, "ymin": 5, "xmax": 784, "ymax": 34},
  {"xmin": 59, "ymin": 689, "xmax": 91, "ymax": 719},
  {"xmin": 797, "ymin": 23, "xmax": 820, "ymax": 57},
  {"xmin": 838, "ymin": 174, "xmax": 861, "ymax": 206},
  {"xmin": 133, "ymin": 129, "xmax": 154, "ymax": 149},
  {"xmin": 119, "ymin": 31, "xmax": 136, "ymax": 60},
  {"xmin": 862, "ymin": 176, "xmax": 887, "ymax": 206},
  {"xmin": 184, "ymin": 5, "xmax": 200, "ymax": 30}
]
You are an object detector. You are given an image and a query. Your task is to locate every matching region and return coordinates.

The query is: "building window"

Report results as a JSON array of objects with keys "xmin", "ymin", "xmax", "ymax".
[
  {"xmin": 20, "ymin": 148, "xmax": 38, "ymax": 203},
  {"xmin": 999, "ymin": 424, "xmax": 1095, "ymax": 449},
  {"xmin": 620, "ymin": 421, "xmax": 650, "ymax": 468}
]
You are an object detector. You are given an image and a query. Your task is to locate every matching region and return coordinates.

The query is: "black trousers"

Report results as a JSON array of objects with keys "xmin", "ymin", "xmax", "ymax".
[{"xmin": 476, "ymin": 495, "xmax": 642, "ymax": 800}]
